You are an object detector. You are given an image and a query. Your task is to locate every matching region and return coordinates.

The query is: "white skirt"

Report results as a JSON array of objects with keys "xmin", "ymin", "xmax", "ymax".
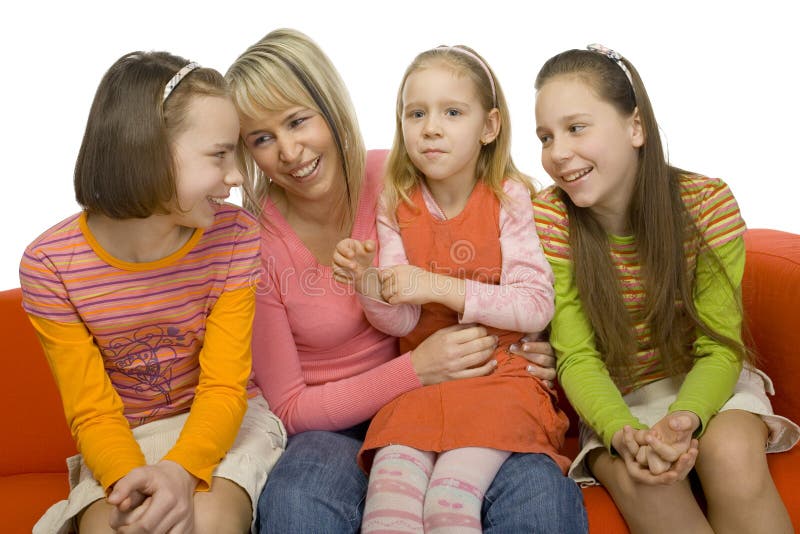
[
  {"xmin": 568, "ymin": 366, "xmax": 800, "ymax": 486},
  {"xmin": 33, "ymin": 394, "xmax": 286, "ymax": 534}
]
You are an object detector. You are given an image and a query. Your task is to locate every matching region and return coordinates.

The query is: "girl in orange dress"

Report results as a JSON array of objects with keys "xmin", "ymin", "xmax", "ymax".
[{"xmin": 333, "ymin": 45, "xmax": 571, "ymax": 533}]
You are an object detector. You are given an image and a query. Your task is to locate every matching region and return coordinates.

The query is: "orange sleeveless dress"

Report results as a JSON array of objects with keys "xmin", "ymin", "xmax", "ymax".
[{"xmin": 357, "ymin": 182, "xmax": 571, "ymax": 473}]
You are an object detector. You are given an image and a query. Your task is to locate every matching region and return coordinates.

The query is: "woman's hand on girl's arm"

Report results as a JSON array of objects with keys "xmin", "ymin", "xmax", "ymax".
[
  {"xmin": 411, "ymin": 323, "xmax": 498, "ymax": 385},
  {"xmin": 332, "ymin": 238, "xmax": 381, "ymax": 297},
  {"xmin": 509, "ymin": 336, "xmax": 557, "ymax": 388}
]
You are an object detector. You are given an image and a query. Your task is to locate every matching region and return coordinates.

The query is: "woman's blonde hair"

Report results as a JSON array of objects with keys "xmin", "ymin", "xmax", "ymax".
[
  {"xmin": 225, "ymin": 28, "xmax": 365, "ymax": 225},
  {"xmin": 383, "ymin": 46, "xmax": 534, "ymax": 217}
]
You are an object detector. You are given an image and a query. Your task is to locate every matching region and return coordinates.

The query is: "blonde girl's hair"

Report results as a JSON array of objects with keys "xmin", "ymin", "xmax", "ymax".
[
  {"xmin": 75, "ymin": 51, "xmax": 228, "ymax": 218},
  {"xmin": 383, "ymin": 45, "xmax": 535, "ymax": 218},
  {"xmin": 534, "ymin": 49, "xmax": 749, "ymax": 385},
  {"xmin": 225, "ymin": 28, "xmax": 365, "ymax": 226}
]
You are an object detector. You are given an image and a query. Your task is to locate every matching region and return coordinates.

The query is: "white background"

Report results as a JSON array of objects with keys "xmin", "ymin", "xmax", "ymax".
[{"xmin": 2, "ymin": 0, "xmax": 798, "ymax": 290}]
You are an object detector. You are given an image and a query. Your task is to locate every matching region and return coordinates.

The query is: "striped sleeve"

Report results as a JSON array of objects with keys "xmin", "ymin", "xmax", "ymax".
[
  {"xmin": 19, "ymin": 216, "xmax": 83, "ymax": 323},
  {"xmin": 533, "ymin": 187, "xmax": 571, "ymax": 263},
  {"xmin": 681, "ymin": 176, "xmax": 746, "ymax": 249},
  {"xmin": 221, "ymin": 208, "xmax": 261, "ymax": 293}
]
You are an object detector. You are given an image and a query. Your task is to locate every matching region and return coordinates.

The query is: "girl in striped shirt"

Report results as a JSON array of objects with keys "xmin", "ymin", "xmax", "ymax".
[
  {"xmin": 533, "ymin": 45, "xmax": 799, "ymax": 534},
  {"xmin": 20, "ymin": 51, "xmax": 285, "ymax": 534}
]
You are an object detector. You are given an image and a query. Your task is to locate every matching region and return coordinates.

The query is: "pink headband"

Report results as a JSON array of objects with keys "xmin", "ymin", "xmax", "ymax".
[{"xmin": 437, "ymin": 46, "xmax": 496, "ymax": 108}]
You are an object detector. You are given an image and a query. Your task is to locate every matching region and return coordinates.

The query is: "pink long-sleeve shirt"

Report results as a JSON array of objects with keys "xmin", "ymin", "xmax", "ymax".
[
  {"xmin": 251, "ymin": 151, "xmax": 423, "ymax": 435},
  {"xmin": 359, "ymin": 179, "xmax": 555, "ymax": 338}
]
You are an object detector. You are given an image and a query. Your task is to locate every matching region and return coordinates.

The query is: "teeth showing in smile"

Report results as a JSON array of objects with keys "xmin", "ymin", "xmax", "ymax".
[
  {"xmin": 208, "ymin": 197, "xmax": 225, "ymax": 205},
  {"xmin": 292, "ymin": 157, "xmax": 320, "ymax": 178},
  {"xmin": 562, "ymin": 168, "xmax": 591, "ymax": 183}
]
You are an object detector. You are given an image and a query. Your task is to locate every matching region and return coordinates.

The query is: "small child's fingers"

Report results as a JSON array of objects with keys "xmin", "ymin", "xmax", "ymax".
[
  {"xmin": 114, "ymin": 490, "xmax": 146, "ymax": 512},
  {"xmin": 336, "ymin": 239, "xmax": 356, "ymax": 258},
  {"xmin": 622, "ymin": 426, "xmax": 640, "ymax": 457},
  {"xmin": 646, "ymin": 447, "xmax": 672, "ymax": 475},
  {"xmin": 331, "ymin": 253, "xmax": 347, "ymax": 270},
  {"xmin": 669, "ymin": 443, "xmax": 699, "ymax": 481},
  {"xmin": 380, "ymin": 273, "xmax": 396, "ymax": 296},
  {"xmin": 332, "ymin": 265, "xmax": 354, "ymax": 283},
  {"xmin": 635, "ymin": 444, "xmax": 649, "ymax": 466},
  {"xmin": 631, "ymin": 427, "xmax": 651, "ymax": 445},
  {"xmin": 378, "ymin": 268, "xmax": 393, "ymax": 283},
  {"xmin": 646, "ymin": 433, "xmax": 683, "ymax": 462},
  {"xmin": 363, "ymin": 240, "xmax": 376, "ymax": 252}
]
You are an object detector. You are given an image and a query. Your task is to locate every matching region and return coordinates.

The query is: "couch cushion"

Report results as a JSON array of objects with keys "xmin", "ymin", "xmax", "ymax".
[{"xmin": 0, "ymin": 473, "xmax": 69, "ymax": 533}]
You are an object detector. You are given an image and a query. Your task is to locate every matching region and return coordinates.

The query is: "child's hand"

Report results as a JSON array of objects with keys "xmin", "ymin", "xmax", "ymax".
[
  {"xmin": 611, "ymin": 425, "xmax": 699, "ymax": 485},
  {"xmin": 107, "ymin": 460, "xmax": 197, "ymax": 533},
  {"xmin": 332, "ymin": 239, "xmax": 378, "ymax": 295},
  {"xmin": 634, "ymin": 444, "xmax": 672, "ymax": 475},
  {"xmin": 639, "ymin": 411, "xmax": 700, "ymax": 472},
  {"xmin": 379, "ymin": 264, "xmax": 434, "ymax": 305}
]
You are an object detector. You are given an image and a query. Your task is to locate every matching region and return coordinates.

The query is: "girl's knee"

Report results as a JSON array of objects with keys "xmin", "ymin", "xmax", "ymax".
[
  {"xmin": 698, "ymin": 411, "xmax": 772, "ymax": 496},
  {"xmin": 194, "ymin": 478, "xmax": 251, "ymax": 534},
  {"xmin": 699, "ymin": 411, "xmax": 768, "ymax": 467},
  {"xmin": 77, "ymin": 498, "xmax": 116, "ymax": 534}
]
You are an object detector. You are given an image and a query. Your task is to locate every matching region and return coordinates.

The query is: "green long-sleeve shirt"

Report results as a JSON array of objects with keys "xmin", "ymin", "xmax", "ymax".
[{"xmin": 534, "ymin": 175, "xmax": 746, "ymax": 450}]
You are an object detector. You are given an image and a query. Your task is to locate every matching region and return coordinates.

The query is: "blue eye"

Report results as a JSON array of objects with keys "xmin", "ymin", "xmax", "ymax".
[
  {"xmin": 409, "ymin": 110, "xmax": 424, "ymax": 119},
  {"xmin": 446, "ymin": 108, "xmax": 461, "ymax": 117}
]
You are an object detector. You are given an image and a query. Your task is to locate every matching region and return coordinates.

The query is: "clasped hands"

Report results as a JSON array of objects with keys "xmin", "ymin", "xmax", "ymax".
[
  {"xmin": 332, "ymin": 238, "xmax": 435, "ymax": 304},
  {"xmin": 105, "ymin": 460, "xmax": 198, "ymax": 533},
  {"xmin": 611, "ymin": 410, "xmax": 701, "ymax": 485}
]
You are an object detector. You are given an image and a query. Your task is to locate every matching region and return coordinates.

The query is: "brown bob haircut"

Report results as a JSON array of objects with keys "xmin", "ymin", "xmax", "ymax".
[{"xmin": 74, "ymin": 51, "xmax": 228, "ymax": 218}]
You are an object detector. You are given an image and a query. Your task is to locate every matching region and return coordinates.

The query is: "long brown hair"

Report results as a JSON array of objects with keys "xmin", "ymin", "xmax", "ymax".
[
  {"xmin": 384, "ymin": 45, "xmax": 534, "ymax": 218},
  {"xmin": 535, "ymin": 49, "xmax": 748, "ymax": 384}
]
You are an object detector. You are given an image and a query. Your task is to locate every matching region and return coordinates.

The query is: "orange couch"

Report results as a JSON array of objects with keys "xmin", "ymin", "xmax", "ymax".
[{"xmin": 1, "ymin": 229, "xmax": 798, "ymax": 533}]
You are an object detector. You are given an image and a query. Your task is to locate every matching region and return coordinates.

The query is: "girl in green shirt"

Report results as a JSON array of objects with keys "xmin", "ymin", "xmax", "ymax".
[{"xmin": 533, "ymin": 44, "xmax": 798, "ymax": 534}]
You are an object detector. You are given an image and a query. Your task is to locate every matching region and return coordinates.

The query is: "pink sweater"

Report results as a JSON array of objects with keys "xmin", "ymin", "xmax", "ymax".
[{"xmin": 252, "ymin": 151, "xmax": 422, "ymax": 435}]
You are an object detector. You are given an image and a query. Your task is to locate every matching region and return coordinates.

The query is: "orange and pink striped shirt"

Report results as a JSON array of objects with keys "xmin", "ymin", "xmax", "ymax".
[{"xmin": 19, "ymin": 205, "xmax": 260, "ymax": 489}]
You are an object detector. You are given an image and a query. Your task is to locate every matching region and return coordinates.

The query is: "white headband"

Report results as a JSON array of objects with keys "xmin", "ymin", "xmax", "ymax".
[{"xmin": 162, "ymin": 61, "xmax": 201, "ymax": 103}]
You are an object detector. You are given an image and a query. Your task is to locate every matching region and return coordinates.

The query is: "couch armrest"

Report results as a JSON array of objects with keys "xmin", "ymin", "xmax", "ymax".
[{"xmin": 743, "ymin": 229, "xmax": 800, "ymax": 423}]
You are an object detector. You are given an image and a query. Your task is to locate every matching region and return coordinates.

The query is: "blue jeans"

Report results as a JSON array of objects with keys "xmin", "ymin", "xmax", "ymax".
[{"xmin": 256, "ymin": 422, "xmax": 587, "ymax": 533}]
